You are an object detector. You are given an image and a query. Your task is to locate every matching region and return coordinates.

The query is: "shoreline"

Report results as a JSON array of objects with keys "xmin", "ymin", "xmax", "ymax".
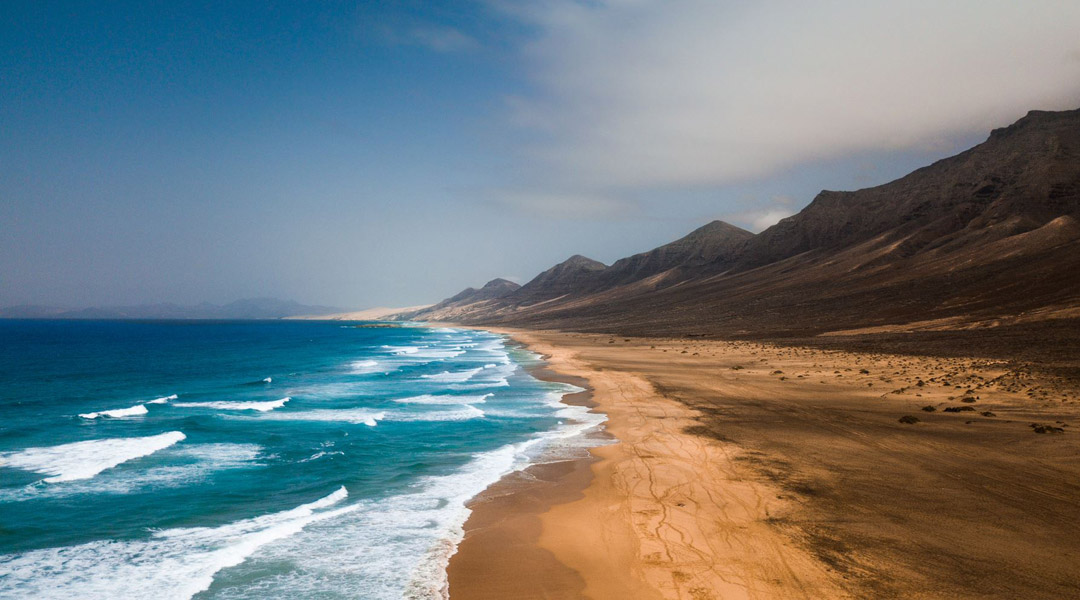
[
  {"xmin": 447, "ymin": 327, "xmax": 1080, "ymax": 599},
  {"xmin": 447, "ymin": 328, "xmax": 844, "ymax": 599},
  {"xmin": 446, "ymin": 334, "xmax": 608, "ymax": 599}
]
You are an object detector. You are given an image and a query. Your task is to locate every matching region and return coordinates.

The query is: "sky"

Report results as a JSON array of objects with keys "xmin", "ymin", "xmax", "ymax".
[{"xmin": 3, "ymin": 0, "xmax": 1080, "ymax": 309}]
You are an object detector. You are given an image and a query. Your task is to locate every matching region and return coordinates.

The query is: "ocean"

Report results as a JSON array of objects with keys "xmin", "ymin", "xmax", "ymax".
[{"xmin": 0, "ymin": 320, "xmax": 604, "ymax": 599}]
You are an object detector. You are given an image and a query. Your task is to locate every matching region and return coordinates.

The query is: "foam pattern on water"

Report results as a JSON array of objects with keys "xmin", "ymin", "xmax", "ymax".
[{"xmin": 0, "ymin": 322, "xmax": 607, "ymax": 600}]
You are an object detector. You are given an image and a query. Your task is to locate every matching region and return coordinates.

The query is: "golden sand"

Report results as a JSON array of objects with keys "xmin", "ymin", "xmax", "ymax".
[{"xmin": 449, "ymin": 329, "xmax": 1080, "ymax": 599}]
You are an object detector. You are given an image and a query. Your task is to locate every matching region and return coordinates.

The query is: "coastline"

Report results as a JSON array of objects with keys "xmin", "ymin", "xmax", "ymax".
[
  {"xmin": 447, "ymin": 328, "xmax": 844, "ymax": 599},
  {"xmin": 447, "ymin": 328, "xmax": 1080, "ymax": 599},
  {"xmin": 446, "ymin": 335, "xmax": 607, "ymax": 599}
]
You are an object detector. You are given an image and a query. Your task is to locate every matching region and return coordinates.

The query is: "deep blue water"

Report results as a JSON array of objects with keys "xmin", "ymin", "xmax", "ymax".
[{"xmin": 0, "ymin": 320, "xmax": 602, "ymax": 599}]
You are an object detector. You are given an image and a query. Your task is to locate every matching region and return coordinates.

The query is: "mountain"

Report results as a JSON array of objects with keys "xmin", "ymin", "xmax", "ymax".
[
  {"xmin": 404, "ymin": 108, "xmax": 1080, "ymax": 346},
  {"xmin": 399, "ymin": 279, "xmax": 520, "ymax": 321},
  {"xmin": 214, "ymin": 298, "xmax": 343, "ymax": 320},
  {"xmin": 402, "ymin": 256, "xmax": 608, "ymax": 321},
  {"xmin": 0, "ymin": 298, "xmax": 345, "ymax": 320},
  {"xmin": 735, "ymin": 109, "xmax": 1080, "ymax": 271},
  {"xmin": 590, "ymin": 220, "xmax": 753, "ymax": 290},
  {"xmin": 443, "ymin": 278, "xmax": 521, "ymax": 305},
  {"xmin": 508, "ymin": 255, "xmax": 607, "ymax": 306}
]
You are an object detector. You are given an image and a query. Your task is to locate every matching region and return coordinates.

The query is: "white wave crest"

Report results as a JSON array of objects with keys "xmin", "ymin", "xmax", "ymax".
[
  {"xmin": 254, "ymin": 409, "xmax": 386, "ymax": 427},
  {"xmin": 348, "ymin": 359, "xmax": 383, "ymax": 374},
  {"xmin": 250, "ymin": 403, "xmax": 485, "ymax": 425},
  {"xmin": 448, "ymin": 363, "xmax": 516, "ymax": 390},
  {"xmin": 404, "ymin": 347, "xmax": 466, "ymax": 361},
  {"xmin": 449, "ymin": 378, "xmax": 510, "ymax": 390},
  {"xmin": 392, "ymin": 393, "xmax": 492, "ymax": 405},
  {"xmin": 419, "ymin": 367, "xmax": 483, "ymax": 383},
  {"xmin": 173, "ymin": 398, "xmax": 289, "ymax": 412},
  {"xmin": 79, "ymin": 404, "xmax": 149, "ymax": 419},
  {"xmin": 148, "ymin": 394, "xmax": 178, "ymax": 404},
  {"xmin": 0, "ymin": 486, "xmax": 354, "ymax": 600},
  {"xmin": 0, "ymin": 432, "xmax": 186, "ymax": 483},
  {"xmin": 0, "ymin": 443, "xmax": 263, "ymax": 502},
  {"xmin": 391, "ymin": 405, "xmax": 486, "ymax": 422}
]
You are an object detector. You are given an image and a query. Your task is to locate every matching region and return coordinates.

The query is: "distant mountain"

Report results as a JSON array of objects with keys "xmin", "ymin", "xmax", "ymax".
[
  {"xmin": 399, "ymin": 108, "xmax": 1080, "ymax": 340},
  {"xmin": 0, "ymin": 305, "xmax": 72, "ymax": 319},
  {"xmin": 443, "ymin": 278, "xmax": 521, "ymax": 305},
  {"xmin": 0, "ymin": 298, "xmax": 345, "ymax": 320},
  {"xmin": 397, "ymin": 279, "xmax": 520, "ymax": 321}
]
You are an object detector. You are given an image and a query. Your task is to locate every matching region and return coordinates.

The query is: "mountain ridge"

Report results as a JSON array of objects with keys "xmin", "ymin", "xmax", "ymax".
[{"xmin": 402, "ymin": 108, "xmax": 1080, "ymax": 342}]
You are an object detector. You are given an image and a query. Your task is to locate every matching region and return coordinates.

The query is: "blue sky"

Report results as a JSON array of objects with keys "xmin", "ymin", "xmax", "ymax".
[{"xmin": 3, "ymin": 1, "xmax": 1079, "ymax": 309}]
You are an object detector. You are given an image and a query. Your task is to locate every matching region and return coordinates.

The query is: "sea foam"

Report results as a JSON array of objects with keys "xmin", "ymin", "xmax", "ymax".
[
  {"xmin": 0, "ymin": 443, "xmax": 263, "ymax": 502},
  {"xmin": 254, "ymin": 409, "xmax": 387, "ymax": 426},
  {"xmin": 449, "ymin": 363, "xmax": 516, "ymax": 390},
  {"xmin": 0, "ymin": 432, "xmax": 186, "ymax": 483},
  {"xmin": 215, "ymin": 397, "xmax": 606, "ymax": 599},
  {"xmin": 79, "ymin": 404, "xmax": 149, "ymax": 419},
  {"xmin": 348, "ymin": 359, "xmax": 383, "ymax": 374},
  {"xmin": 173, "ymin": 398, "xmax": 289, "ymax": 412},
  {"xmin": 392, "ymin": 393, "xmax": 492, "ymax": 405},
  {"xmin": 390, "ymin": 405, "xmax": 486, "ymax": 422},
  {"xmin": 0, "ymin": 486, "xmax": 354, "ymax": 600},
  {"xmin": 419, "ymin": 367, "xmax": 484, "ymax": 383}
]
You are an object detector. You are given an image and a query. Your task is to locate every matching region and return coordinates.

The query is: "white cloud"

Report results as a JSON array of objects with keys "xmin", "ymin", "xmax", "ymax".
[
  {"xmin": 748, "ymin": 208, "xmax": 796, "ymax": 232},
  {"xmin": 726, "ymin": 195, "xmax": 798, "ymax": 231},
  {"xmin": 499, "ymin": 0, "xmax": 1080, "ymax": 188}
]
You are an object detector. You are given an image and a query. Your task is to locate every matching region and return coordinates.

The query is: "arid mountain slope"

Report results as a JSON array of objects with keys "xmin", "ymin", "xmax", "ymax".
[
  {"xmin": 509, "ymin": 255, "xmax": 607, "ymax": 306},
  {"xmin": 405, "ymin": 109, "xmax": 1080, "ymax": 345},
  {"xmin": 736, "ymin": 109, "xmax": 1080, "ymax": 271},
  {"xmin": 398, "ymin": 278, "xmax": 520, "ymax": 321},
  {"xmin": 436, "ymin": 278, "xmax": 520, "ymax": 308},
  {"xmin": 589, "ymin": 220, "xmax": 753, "ymax": 290},
  {"xmin": 408, "ymin": 256, "xmax": 607, "ymax": 322}
]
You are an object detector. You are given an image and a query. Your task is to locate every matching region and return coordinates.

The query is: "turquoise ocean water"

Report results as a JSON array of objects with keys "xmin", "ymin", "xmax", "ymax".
[{"xmin": 0, "ymin": 320, "xmax": 603, "ymax": 599}]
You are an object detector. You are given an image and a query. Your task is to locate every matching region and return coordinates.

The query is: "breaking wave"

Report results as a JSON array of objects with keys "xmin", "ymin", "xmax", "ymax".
[{"xmin": 0, "ymin": 432, "xmax": 187, "ymax": 483}]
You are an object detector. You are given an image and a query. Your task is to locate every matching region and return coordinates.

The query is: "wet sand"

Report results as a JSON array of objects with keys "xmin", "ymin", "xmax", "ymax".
[
  {"xmin": 447, "ymin": 350, "xmax": 601, "ymax": 599},
  {"xmin": 448, "ymin": 329, "xmax": 1080, "ymax": 599}
]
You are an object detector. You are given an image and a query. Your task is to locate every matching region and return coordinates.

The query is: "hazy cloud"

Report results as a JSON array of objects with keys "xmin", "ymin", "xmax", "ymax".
[
  {"xmin": 727, "ymin": 195, "xmax": 798, "ymax": 232},
  {"xmin": 500, "ymin": 0, "xmax": 1080, "ymax": 188}
]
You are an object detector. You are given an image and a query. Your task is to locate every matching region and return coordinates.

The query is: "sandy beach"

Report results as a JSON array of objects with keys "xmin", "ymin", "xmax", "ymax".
[{"xmin": 448, "ymin": 329, "xmax": 1080, "ymax": 599}]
